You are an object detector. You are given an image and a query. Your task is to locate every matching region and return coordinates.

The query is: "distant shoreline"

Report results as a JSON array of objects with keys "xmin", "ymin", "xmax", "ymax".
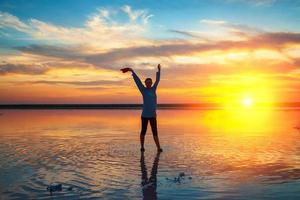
[
  {"xmin": 0, "ymin": 104, "xmax": 219, "ymax": 110},
  {"xmin": 0, "ymin": 103, "xmax": 300, "ymax": 110}
]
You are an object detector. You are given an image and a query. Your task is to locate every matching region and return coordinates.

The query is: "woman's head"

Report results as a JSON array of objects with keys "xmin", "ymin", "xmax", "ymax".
[{"xmin": 144, "ymin": 78, "xmax": 152, "ymax": 88}]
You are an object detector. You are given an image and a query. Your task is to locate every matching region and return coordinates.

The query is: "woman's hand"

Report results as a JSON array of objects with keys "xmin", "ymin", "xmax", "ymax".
[
  {"xmin": 120, "ymin": 67, "xmax": 133, "ymax": 73},
  {"xmin": 157, "ymin": 64, "xmax": 161, "ymax": 71}
]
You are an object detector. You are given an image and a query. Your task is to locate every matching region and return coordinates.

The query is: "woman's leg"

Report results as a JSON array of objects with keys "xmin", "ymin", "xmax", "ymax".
[
  {"xmin": 150, "ymin": 118, "xmax": 162, "ymax": 151},
  {"xmin": 140, "ymin": 117, "xmax": 148, "ymax": 151}
]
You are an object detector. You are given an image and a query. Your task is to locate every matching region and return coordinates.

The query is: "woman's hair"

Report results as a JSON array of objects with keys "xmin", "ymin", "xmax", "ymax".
[{"xmin": 145, "ymin": 78, "xmax": 152, "ymax": 82}]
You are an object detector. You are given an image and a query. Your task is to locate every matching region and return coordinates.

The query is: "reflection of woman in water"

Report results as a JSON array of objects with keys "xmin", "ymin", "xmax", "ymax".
[
  {"xmin": 140, "ymin": 152, "xmax": 161, "ymax": 200},
  {"xmin": 121, "ymin": 64, "xmax": 162, "ymax": 152}
]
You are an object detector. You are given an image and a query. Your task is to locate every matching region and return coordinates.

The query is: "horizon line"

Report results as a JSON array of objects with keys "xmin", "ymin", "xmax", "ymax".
[{"xmin": 1, "ymin": 102, "xmax": 300, "ymax": 110}]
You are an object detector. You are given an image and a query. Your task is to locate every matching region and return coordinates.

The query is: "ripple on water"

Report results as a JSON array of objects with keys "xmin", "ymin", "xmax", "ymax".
[{"xmin": 1, "ymin": 109, "xmax": 300, "ymax": 199}]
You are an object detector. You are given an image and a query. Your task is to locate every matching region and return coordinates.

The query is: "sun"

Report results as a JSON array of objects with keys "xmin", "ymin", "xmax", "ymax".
[{"xmin": 242, "ymin": 97, "xmax": 253, "ymax": 107}]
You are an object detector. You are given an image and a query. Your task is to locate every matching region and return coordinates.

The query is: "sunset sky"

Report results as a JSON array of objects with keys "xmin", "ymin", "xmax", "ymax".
[{"xmin": 0, "ymin": 0, "xmax": 300, "ymax": 104}]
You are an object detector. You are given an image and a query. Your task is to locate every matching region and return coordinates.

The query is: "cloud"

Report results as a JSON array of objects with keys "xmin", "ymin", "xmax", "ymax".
[
  {"xmin": 15, "ymin": 44, "xmax": 87, "ymax": 60},
  {"xmin": 75, "ymin": 86, "xmax": 124, "ymax": 90},
  {"xmin": 1, "ymin": 8, "xmax": 300, "ymax": 84},
  {"xmin": 0, "ymin": 11, "xmax": 30, "ymax": 32},
  {"xmin": 226, "ymin": 24, "xmax": 263, "ymax": 35},
  {"xmin": 200, "ymin": 19, "xmax": 227, "ymax": 25},
  {"xmin": 253, "ymin": 0, "xmax": 277, "ymax": 5},
  {"xmin": 4, "ymin": 8, "xmax": 300, "ymax": 72},
  {"xmin": 30, "ymin": 79, "xmax": 124, "ymax": 86},
  {"xmin": 225, "ymin": 0, "xmax": 277, "ymax": 6},
  {"xmin": 11, "ymin": 42, "xmax": 218, "ymax": 66},
  {"xmin": 0, "ymin": 63, "xmax": 48, "ymax": 75},
  {"xmin": 256, "ymin": 32, "xmax": 300, "ymax": 45},
  {"xmin": 0, "ymin": 6, "xmax": 153, "ymax": 49},
  {"xmin": 16, "ymin": 32, "xmax": 300, "ymax": 63},
  {"xmin": 168, "ymin": 29, "xmax": 203, "ymax": 39},
  {"xmin": 121, "ymin": 5, "xmax": 153, "ymax": 24},
  {"xmin": 200, "ymin": 19, "xmax": 263, "ymax": 35}
]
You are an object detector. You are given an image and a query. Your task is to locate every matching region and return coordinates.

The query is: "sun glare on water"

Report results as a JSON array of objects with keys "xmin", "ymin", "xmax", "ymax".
[{"xmin": 242, "ymin": 97, "xmax": 253, "ymax": 107}]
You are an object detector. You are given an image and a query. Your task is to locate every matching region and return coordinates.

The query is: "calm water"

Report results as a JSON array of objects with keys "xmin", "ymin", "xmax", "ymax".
[{"xmin": 0, "ymin": 109, "xmax": 300, "ymax": 200}]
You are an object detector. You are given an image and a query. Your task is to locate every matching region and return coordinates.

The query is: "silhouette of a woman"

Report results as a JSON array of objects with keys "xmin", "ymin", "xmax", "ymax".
[{"xmin": 121, "ymin": 64, "xmax": 162, "ymax": 152}]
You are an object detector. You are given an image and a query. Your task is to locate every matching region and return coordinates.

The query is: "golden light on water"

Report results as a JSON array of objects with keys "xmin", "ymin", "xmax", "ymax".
[{"xmin": 242, "ymin": 97, "xmax": 253, "ymax": 108}]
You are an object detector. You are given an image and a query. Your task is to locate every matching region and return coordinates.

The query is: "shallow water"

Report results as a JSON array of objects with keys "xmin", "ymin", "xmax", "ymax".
[{"xmin": 0, "ymin": 109, "xmax": 300, "ymax": 199}]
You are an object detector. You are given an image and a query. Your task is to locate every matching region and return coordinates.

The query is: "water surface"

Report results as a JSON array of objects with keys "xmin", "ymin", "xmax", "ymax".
[{"xmin": 0, "ymin": 109, "xmax": 300, "ymax": 199}]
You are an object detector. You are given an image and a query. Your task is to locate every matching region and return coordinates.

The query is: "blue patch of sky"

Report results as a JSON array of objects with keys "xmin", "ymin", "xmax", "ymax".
[{"xmin": 0, "ymin": 0, "xmax": 299, "ymax": 42}]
